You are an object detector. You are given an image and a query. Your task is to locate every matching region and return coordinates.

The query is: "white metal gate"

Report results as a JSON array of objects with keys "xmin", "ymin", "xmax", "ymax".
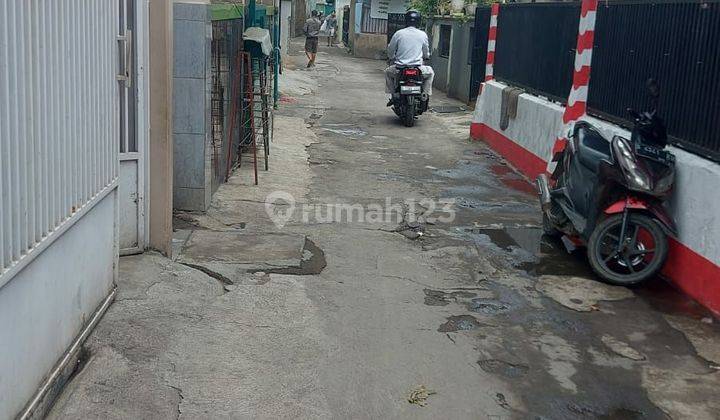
[
  {"xmin": 0, "ymin": 0, "xmax": 119, "ymax": 287},
  {"xmin": 118, "ymin": 0, "xmax": 145, "ymax": 255}
]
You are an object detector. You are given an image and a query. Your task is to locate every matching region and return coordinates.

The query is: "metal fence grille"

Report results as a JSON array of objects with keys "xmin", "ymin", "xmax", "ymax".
[
  {"xmin": 361, "ymin": 3, "xmax": 387, "ymax": 34},
  {"xmin": 342, "ymin": 5, "xmax": 351, "ymax": 44},
  {"xmin": 0, "ymin": 0, "xmax": 118, "ymax": 282},
  {"xmin": 485, "ymin": 0, "xmax": 720, "ymax": 162},
  {"xmin": 469, "ymin": 6, "xmax": 491, "ymax": 101},
  {"xmin": 387, "ymin": 13, "xmax": 405, "ymax": 44},
  {"xmin": 211, "ymin": 18, "xmax": 243, "ymax": 192},
  {"xmin": 493, "ymin": 2, "xmax": 579, "ymax": 102},
  {"xmin": 387, "ymin": 13, "xmax": 428, "ymax": 44},
  {"xmin": 589, "ymin": 0, "xmax": 720, "ymax": 161}
]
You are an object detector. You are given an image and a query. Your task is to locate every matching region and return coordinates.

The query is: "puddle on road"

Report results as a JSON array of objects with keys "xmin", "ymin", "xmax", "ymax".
[
  {"xmin": 322, "ymin": 127, "xmax": 367, "ymax": 137},
  {"xmin": 597, "ymin": 407, "xmax": 645, "ymax": 420},
  {"xmin": 477, "ymin": 359, "xmax": 529, "ymax": 378},
  {"xmin": 453, "ymin": 196, "xmax": 533, "ymax": 214},
  {"xmin": 257, "ymin": 238, "xmax": 327, "ymax": 276},
  {"xmin": 467, "ymin": 226, "xmax": 716, "ymax": 325},
  {"xmin": 566, "ymin": 402, "xmax": 645, "ymax": 420},
  {"xmin": 467, "ymin": 298, "xmax": 512, "ymax": 315},
  {"xmin": 430, "ymin": 105, "xmax": 467, "ymax": 113},
  {"xmin": 490, "ymin": 163, "xmax": 537, "ymax": 195},
  {"xmin": 500, "ymin": 178, "xmax": 537, "ymax": 195},
  {"xmin": 438, "ymin": 315, "xmax": 484, "ymax": 332},
  {"xmin": 424, "ymin": 288, "xmax": 477, "ymax": 306},
  {"xmin": 634, "ymin": 277, "xmax": 714, "ymax": 319},
  {"xmin": 489, "ymin": 164, "xmax": 515, "ymax": 177},
  {"xmin": 433, "ymin": 160, "xmax": 488, "ymax": 181},
  {"xmin": 464, "ymin": 227, "xmax": 593, "ymax": 277},
  {"xmin": 434, "ymin": 156, "xmax": 538, "ymax": 215}
]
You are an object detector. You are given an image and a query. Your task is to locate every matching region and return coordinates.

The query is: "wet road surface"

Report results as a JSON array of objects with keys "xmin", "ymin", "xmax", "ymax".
[
  {"xmin": 48, "ymin": 38, "xmax": 720, "ymax": 419},
  {"xmin": 270, "ymin": 39, "xmax": 720, "ymax": 419}
]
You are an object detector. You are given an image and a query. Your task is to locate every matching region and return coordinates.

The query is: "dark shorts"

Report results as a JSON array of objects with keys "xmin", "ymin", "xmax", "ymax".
[{"xmin": 305, "ymin": 37, "xmax": 318, "ymax": 53}]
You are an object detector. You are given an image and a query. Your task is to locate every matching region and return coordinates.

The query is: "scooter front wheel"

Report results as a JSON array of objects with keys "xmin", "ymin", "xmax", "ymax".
[{"xmin": 587, "ymin": 213, "xmax": 668, "ymax": 286}]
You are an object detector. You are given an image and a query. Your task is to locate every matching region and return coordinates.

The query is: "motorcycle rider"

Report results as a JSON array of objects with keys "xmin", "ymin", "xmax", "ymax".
[{"xmin": 385, "ymin": 10, "xmax": 434, "ymax": 106}]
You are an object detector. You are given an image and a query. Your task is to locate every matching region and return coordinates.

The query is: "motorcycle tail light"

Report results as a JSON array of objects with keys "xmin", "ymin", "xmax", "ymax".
[{"xmin": 402, "ymin": 68, "xmax": 421, "ymax": 77}]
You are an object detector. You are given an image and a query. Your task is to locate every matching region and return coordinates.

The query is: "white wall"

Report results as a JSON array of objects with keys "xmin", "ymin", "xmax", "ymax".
[
  {"xmin": 473, "ymin": 81, "xmax": 720, "ymax": 267},
  {"xmin": 335, "ymin": 0, "xmax": 351, "ymax": 40},
  {"xmin": 281, "ymin": 0, "xmax": 292, "ymax": 53},
  {"xmin": 0, "ymin": 191, "xmax": 117, "ymax": 419},
  {"xmin": 473, "ymin": 81, "xmax": 565, "ymax": 162}
]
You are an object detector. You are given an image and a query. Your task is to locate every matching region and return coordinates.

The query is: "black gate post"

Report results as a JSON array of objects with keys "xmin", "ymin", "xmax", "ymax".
[
  {"xmin": 342, "ymin": 5, "xmax": 350, "ymax": 45},
  {"xmin": 469, "ymin": 6, "xmax": 491, "ymax": 101},
  {"xmin": 387, "ymin": 13, "xmax": 405, "ymax": 45}
]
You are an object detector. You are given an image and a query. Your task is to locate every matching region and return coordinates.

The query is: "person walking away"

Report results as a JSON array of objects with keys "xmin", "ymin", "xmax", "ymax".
[
  {"xmin": 304, "ymin": 10, "xmax": 321, "ymax": 67},
  {"xmin": 385, "ymin": 10, "xmax": 434, "ymax": 106},
  {"xmin": 325, "ymin": 12, "xmax": 338, "ymax": 46}
]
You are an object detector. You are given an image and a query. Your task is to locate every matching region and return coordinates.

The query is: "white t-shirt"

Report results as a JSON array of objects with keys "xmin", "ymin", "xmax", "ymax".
[{"xmin": 387, "ymin": 26, "xmax": 430, "ymax": 67}]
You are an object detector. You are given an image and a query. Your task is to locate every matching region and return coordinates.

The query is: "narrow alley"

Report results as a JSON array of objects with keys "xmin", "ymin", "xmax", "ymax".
[{"xmin": 48, "ymin": 39, "xmax": 720, "ymax": 419}]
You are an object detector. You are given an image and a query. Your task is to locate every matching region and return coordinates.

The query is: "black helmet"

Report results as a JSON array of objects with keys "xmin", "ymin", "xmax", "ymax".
[{"xmin": 405, "ymin": 10, "xmax": 421, "ymax": 27}]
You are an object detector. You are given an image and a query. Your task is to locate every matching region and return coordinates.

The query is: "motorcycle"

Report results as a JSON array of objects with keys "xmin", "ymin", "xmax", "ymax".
[
  {"xmin": 536, "ymin": 80, "xmax": 676, "ymax": 285},
  {"xmin": 390, "ymin": 66, "xmax": 429, "ymax": 127}
]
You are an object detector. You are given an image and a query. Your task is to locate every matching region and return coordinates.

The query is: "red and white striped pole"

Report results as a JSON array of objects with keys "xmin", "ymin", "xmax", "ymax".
[
  {"xmin": 547, "ymin": 0, "xmax": 598, "ymax": 175},
  {"xmin": 484, "ymin": 3, "xmax": 500, "ymax": 83}
]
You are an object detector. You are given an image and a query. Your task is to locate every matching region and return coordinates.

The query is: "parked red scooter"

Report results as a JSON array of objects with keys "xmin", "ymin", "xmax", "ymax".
[{"xmin": 536, "ymin": 80, "xmax": 676, "ymax": 285}]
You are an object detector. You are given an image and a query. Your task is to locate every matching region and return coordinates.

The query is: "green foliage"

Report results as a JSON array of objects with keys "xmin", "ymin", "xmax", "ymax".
[
  {"xmin": 410, "ymin": 0, "xmax": 446, "ymax": 17},
  {"xmin": 410, "ymin": 0, "xmax": 493, "ymax": 18}
]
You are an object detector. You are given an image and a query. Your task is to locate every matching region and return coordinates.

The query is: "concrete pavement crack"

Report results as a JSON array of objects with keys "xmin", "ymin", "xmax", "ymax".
[
  {"xmin": 166, "ymin": 385, "xmax": 184, "ymax": 420},
  {"xmin": 382, "ymin": 275, "xmax": 435, "ymax": 289},
  {"xmin": 229, "ymin": 322, "xmax": 273, "ymax": 328},
  {"xmin": 114, "ymin": 278, "xmax": 166, "ymax": 302},
  {"xmin": 214, "ymin": 198, "xmax": 290, "ymax": 206},
  {"xmin": 178, "ymin": 262, "xmax": 234, "ymax": 287},
  {"xmin": 203, "ymin": 213, "xmax": 248, "ymax": 228},
  {"xmin": 328, "ymin": 225, "xmax": 401, "ymax": 234}
]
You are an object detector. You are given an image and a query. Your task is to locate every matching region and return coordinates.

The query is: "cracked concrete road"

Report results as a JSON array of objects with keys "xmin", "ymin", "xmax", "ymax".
[{"xmin": 48, "ymin": 39, "xmax": 720, "ymax": 419}]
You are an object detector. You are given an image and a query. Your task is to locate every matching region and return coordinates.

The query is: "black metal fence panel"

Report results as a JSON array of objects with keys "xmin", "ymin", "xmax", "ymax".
[
  {"xmin": 469, "ymin": 7, "xmax": 491, "ymax": 101},
  {"xmin": 342, "ymin": 5, "xmax": 350, "ymax": 44},
  {"xmin": 387, "ymin": 13, "xmax": 405, "ymax": 45},
  {"xmin": 493, "ymin": 3, "xmax": 580, "ymax": 102},
  {"xmin": 211, "ymin": 19, "xmax": 244, "ymax": 191},
  {"xmin": 387, "ymin": 14, "xmax": 430, "ymax": 44},
  {"xmin": 590, "ymin": 1, "xmax": 720, "ymax": 161}
]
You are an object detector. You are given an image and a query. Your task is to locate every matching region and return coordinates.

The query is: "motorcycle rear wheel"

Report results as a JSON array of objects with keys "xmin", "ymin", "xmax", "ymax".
[
  {"xmin": 403, "ymin": 103, "xmax": 416, "ymax": 127},
  {"xmin": 587, "ymin": 213, "xmax": 668, "ymax": 286}
]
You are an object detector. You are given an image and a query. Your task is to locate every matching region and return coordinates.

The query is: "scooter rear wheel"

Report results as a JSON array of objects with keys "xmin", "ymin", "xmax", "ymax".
[
  {"xmin": 587, "ymin": 213, "xmax": 668, "ymax": 286},
  {"xmin": 403, "ymin": 103, "xmax": 416, "ymax": 127}
]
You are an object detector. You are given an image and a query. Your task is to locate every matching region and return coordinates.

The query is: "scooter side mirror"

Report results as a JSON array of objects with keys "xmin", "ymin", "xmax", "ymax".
[
  {"xmin": 627, "ymin": 108, "xmax": 641, "ymax": 120},
  {"xmin": 646, "ymin": 78, "xmax": 660, "ymax": 98}
]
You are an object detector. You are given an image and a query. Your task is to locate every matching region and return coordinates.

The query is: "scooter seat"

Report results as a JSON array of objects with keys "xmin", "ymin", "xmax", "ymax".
[{"xmin": 576, "ymin": 126, "xmax": 612, "ymax": 172}]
